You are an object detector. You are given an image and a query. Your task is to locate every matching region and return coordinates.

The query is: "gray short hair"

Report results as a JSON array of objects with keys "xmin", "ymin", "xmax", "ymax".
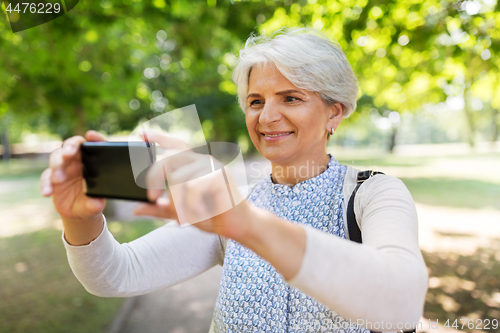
[{"xmin": 232, "ymin": 27, "xmax": 358, "ymax": 117}]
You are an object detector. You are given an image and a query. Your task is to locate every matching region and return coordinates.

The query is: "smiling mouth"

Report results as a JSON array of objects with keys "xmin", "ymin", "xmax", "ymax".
[{"xmin": 261, "ymin": 132, "xmax": 293, "ymax": 137}]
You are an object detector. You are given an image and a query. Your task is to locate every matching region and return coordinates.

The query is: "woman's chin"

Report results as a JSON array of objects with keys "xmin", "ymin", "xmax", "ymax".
[{"xmin": 259, "ymin": 148, "xmax": 295, "ymax": 164}]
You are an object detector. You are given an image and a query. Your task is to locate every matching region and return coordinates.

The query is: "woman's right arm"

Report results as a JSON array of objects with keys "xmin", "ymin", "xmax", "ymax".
[
  {"xmin": 41, "ymin": 131, "xmax": 224, "ymax": 297},
  {"xmin": 63, "ymin": 218, "xmax": 224, "ymax": 297}
]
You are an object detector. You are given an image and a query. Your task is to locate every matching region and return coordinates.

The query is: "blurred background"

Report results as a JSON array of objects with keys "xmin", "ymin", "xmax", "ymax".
[{"xmin": 0, "ymin": 0, "xmax": 499, "ymax": 332}]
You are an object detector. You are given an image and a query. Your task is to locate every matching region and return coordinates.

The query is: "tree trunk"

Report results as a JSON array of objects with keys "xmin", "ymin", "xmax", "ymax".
[
  {"xmin": 1, "ymin": 129, "xmax": 11, "ymax": 161},
  {"xmin": 74, "ymin": 105, "xmax": 86, "ymax": 136},
  {"xmin": 388, "ymin": 124, "xmax": 398, "ymax": 153}
]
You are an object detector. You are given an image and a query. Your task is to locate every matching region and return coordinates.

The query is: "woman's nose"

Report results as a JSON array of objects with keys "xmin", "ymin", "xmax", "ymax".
[{"xmin": 258, "ymin": 100, "xmax": 282, "ymax": 125}]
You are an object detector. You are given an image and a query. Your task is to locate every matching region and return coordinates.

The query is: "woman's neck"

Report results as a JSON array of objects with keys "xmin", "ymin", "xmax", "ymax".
[{"xmin": 270, "ymin": 153, "xmax": 331, "ymax": 187}]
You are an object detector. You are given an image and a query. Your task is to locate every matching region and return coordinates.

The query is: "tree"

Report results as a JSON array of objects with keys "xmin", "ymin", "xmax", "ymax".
[
  {"xmin": 0, "ymin": 0, "xmax": 280, "ymax": 150},
  {"xmin": 261, "ymin": 0, "xmax": 500, "ymax": 149},
  {"xmin": 1, "ymin": 0, "xmax": 499, "ymax": 152}
]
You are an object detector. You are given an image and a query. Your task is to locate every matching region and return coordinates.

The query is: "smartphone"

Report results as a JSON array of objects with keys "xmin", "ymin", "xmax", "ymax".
[{"xmin": 81, "ymin": 141, "xmax": 156, "ymax": 202}]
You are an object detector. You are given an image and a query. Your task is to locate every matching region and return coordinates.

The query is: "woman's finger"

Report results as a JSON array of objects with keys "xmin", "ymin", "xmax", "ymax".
[
  {"xmin": 145, "ymin": 161, "xmax": 169, "ymax": 193},
  {"xmin": 147, "ymin": 188, "xmax": 164, "ymax": 203},
  {"xmin": 133, "ymin": 197, "xmax": 177, "ymax": 219},
  {"xmin": 49, "ymin": 148, "xmax": 63, "ymax": 169},
  {"xmin": 40, "ymin": 168, "xmax": 53, "ymax": 196},
  {"xmin": 60, "ymin": 136, "xmax": 85, "ymax": 165},
  {"xmin": 175, "ymin": 169, "xmax": 219, "ymax": 225},
  {"xmin": 168, "ymin": 161, "xmax": 209, "ymax": 186},
  {"xmin": 85, "ymin": 130, "xmax": 106, "ymax": 142},
  {"xmin": 61, "ymin": 136, "xmax": 85, "ymax": 153},
  {"xmin": 157, "ymin": 150, "xmax": 199, "ymax": 172},
  {"xmin": 49, "ymin": 136, "xmax": 85, "ymax": 183},
  {"xmin": 140, "ymin": 130, "xmax": 189, "ymax": 150},
  {"xmin": 133, "ymin": 203, "xmax": 163, "ymax": 218},
  {"xmin": 144, "ymin": 152, "xmax": 201, "ymax": 192},
  {"xmin": 83, "ymin": 196, "xmax": 107, "ymax": 215},
  {"xmin": 48, "ymin": 149, "xmax": 67, "ymax": 183}
]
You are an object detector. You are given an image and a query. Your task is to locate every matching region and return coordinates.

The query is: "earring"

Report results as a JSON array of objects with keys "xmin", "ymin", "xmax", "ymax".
[{"xmin": 330, "ymin": 127, "xmax": 334, "ymax": 136}]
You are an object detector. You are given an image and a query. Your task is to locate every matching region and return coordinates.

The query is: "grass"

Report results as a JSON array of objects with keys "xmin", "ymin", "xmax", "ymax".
[
  {"xmin": 423, "ymin": 240, "xmax": 500, "ymax": 332},
  {"xmin": 1, "ymin": 158, "xmax": 167, "ymax": 332},
  {"xmin": 0, "ymin": 173, "xmax": 46, "ymax": 206},
  {"xmin": 0, "ymin": 158, "xmax": 48, "ymax": 180},
  {"xmin": 337, "ymin": 154, "xmax": 431, "ymax": 168},
  {"xmin": 0, "ymin": 219, "xmax": 165, "ymax": 333},
  {"xmin": 336, "ymin": 152, "xmax": 500, "ymax": 211},
  {"xmin": 401, "ymin": 178, "xmax": 500, "ymax": 211},
  {"xmin": 335, "ymin": 151, "xmax": 500, "ymax": 170},
  {"xmin": 0, "ymin": 158, "xmax": 49, "ymax": 206}
]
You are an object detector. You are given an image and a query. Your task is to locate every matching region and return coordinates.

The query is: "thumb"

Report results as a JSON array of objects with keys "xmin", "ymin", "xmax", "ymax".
[
  {"xmin": 85, "ymin": 197, "xmax": 106, "ymax": 214},
  {"xmin": 133, "ymin": 197, "xmax": 177, "ymax": 220}
]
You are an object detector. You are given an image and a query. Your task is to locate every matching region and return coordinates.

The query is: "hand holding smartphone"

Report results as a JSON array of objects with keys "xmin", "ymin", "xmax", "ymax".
[
  {"xmin": 40, "ymin": 131, "xmax": 112, "ymax": 246},
  {"xmin": 81, "ymin": 141, "xmax": 156, "ymax": 202}
]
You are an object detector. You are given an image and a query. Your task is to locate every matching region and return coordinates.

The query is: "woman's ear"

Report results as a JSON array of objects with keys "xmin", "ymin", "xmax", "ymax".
[{"xmin": 327, "ymin": 102, "xmax": 345, "ymax": 131}]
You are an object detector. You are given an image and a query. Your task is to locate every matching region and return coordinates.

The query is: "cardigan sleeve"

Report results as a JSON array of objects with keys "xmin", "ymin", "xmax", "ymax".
[
  {"xmin": 62, "ymin": 216, "xmax": 225, "ymax": 297},
  {"xmin": 286, "ymin": 174, "xmax": 428, "ymax": 330}
]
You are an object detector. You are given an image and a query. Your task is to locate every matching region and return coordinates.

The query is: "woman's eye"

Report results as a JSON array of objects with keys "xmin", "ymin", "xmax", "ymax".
[
  {"xmin": 250, "ymin": 100, "xmax": 262, "ymax": 106},
  {"xmin": 286, "ymin": 96, "xmax": 300, "ymax": 102}
]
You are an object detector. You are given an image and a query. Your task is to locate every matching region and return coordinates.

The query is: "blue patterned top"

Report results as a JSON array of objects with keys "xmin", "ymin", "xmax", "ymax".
[{"xmin": 212, "ymin": 155, "xmax": 368, "ymax": 333}]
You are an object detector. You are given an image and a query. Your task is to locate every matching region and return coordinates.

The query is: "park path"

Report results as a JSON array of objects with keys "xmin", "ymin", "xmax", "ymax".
[
  {"xmin": 109, "ymin": 265, "xmax": 222, "ymax": 333},
  {"xmin": 0, "ymin": 179, "xmax": 61, "ymax": 238}
]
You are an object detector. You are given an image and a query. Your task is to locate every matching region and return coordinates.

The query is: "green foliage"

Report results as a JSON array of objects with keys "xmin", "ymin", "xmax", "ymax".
[
  {"xmin": 1, "ymin": 0, "xmax": 499, "ymax": 147},
  {"xmin": 0, "ymin": 0, "xmax": 279, "ymax": 144},
  {"xmin": 262, "ymin": 0, "xmax": 500, "ymax": 145}
]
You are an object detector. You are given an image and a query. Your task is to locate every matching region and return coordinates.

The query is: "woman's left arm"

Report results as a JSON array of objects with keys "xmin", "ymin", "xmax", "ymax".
[
  {"xmin": 142, "ymin": 141, "xmax": 427, "ymax": 327},
  {"xmin": 235, "ymin": 174, "xmax": 428, "ymax": 328}
]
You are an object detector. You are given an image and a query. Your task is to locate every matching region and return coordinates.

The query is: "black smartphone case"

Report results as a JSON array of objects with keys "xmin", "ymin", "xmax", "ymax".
[{"xmin": 81, "ymin": 142, "xmax": 155, "ymax": 202}]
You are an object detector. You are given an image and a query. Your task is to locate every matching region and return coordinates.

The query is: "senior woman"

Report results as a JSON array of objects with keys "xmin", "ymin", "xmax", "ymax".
[{"xmin": 41, "ymin": 28, "xmax": 428, "ymax": 332}]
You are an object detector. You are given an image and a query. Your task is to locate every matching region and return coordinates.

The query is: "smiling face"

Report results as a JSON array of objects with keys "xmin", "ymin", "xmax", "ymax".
[{"xmin": 245, "ymin": 62, "xmax": 343, "ymax": 167}]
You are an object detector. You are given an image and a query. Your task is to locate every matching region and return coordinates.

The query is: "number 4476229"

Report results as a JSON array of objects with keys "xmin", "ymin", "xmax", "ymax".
[
  {"xmin": 444, "ymin": 318, "xmax": 499, "ymax": 330},
  {"xmin": 4, "ymin": 2, "xmax": 61, "ymax": 14}
]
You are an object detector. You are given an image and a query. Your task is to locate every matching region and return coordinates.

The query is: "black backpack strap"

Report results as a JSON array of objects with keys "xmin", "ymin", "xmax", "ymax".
[
  {"xmin": 346, "ymin": 170, "xmax": 384, "ymax": 243},
  {"xmin": 346, "ymin": 170, "xmax": 416, "ymax": 333}
]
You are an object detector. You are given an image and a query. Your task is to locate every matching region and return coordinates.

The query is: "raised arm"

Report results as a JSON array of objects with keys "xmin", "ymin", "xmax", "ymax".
[
  {"xmin": 40, "ymin": 130, "xmax": 224, "ymax": 298},
  {"xmin": 284, "ymin": 174, "xmax": 428, "ymax": 328},
  {"xmin": 63, "ymin": 217, "xmax": 224, "ymax": 297}
]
